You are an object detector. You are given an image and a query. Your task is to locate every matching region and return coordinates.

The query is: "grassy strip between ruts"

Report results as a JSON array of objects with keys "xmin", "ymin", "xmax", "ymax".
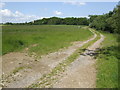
[
  {"xmin": 96, "ymin": 32, "xmax": 119, "ymax": 88},
  {"xmin": 28, "ymin": 29, "xmax": 101, "ymax": 88}
]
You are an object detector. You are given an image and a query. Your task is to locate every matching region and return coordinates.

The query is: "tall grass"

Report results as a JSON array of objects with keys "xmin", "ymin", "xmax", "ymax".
[
  {"xmin": 2, "ymin": 25, "xmax": 93, "ymax": 55},
  {"xmin": 96, "ymin": 32, "xmax": 119, "ymax": 88}
]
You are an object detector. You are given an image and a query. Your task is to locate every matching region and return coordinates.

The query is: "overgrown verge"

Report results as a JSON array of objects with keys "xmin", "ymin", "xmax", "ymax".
[
  {"xmin": 28, "ymin": 29, "xmax": 101, "ymax": 88},
  {"xmin": 96, "ymin": 32, "xmax": 119, "ymax": 88}
]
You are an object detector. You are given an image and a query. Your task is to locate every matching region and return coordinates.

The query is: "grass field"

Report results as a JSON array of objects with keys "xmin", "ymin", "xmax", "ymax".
[
  {"xmin": 96, "ymin": 32, "xmax": 119, "ymax": 88},
  {"xmin": 2, "ymin": 25, "xmax": 93, "ymax": 56}
]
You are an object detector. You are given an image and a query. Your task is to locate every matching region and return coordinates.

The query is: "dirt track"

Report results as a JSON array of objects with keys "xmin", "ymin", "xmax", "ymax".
[
  {"xmin": 53, "ymin": 34, "xmax": 104, "ymax": 88},
  {"xmin": 1, "ymin": 29, "xmax": 104, "ymax": 88}
]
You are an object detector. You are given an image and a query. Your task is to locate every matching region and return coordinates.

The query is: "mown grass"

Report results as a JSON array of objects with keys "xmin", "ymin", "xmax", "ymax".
[
  {"xmin": 28, "ymin": 29, "xmax": 100, "ymax": 88},
  {"xmin": 96, "ymin": 31, "xmax": 119, "ymax": 88},
  {"xmin": 2, "ymin": 25, "xmax": 92, "ymax": 56}
]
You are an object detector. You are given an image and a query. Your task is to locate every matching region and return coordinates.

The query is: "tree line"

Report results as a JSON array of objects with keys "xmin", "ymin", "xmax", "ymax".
[
  {"xmin": 89, "ymin": 3, "xmax": 120, "ymax": 33},
  {"xmin": 4, "ymin": 2, "xmax": 120, "ymax": 34},
  {"xmin": 27, "ymin": 17, "xmax": 89, "ymax": 26},
  {"xmin": 4, "ymin": 17, "xmax": 89, "ymax": 26}
]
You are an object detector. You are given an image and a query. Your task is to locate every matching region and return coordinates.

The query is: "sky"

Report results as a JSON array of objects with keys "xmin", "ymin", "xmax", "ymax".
[{"xmin": 0, "ymin": 2, "xmax": 118, "ymax": 23}]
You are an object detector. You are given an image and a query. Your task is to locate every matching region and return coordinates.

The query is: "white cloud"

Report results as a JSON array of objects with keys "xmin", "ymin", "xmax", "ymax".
[
  {"xmin": 54, "ymin": 11, "xmax": 63, "ymax": 15},
  {"xmin": 0, "ymin": 2, "xmax": 5, "ymax": 8},
  {"xmin": 43, "ymin": 8, "xmax": 48, "ymax": 11},
  {"xmin": 78, "ymin": 16, "xmax": 89, "ymax": 18},
  {"xmin": 0, "ymin": 9, "xmax": 41, "ymax": 23},
  {"xmin": 64, "ymin": 15, "xmax": 89, "ymax": 18},
  {"xmin": 0, "ymin": 9, "xmax": 14, "ymax": 17},
  {"xmin": 64, "ymin": 2, "xmax": 86, "ymax": 6},
  {"xmin": 78, "ymin": 2, "xmax": 86, "ymax": 5}
]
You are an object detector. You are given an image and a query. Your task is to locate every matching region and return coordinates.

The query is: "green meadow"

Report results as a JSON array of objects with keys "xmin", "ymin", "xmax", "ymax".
[{"xmin": 2, "ymin": 25, "xmax": 93, "ymax": 55}]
